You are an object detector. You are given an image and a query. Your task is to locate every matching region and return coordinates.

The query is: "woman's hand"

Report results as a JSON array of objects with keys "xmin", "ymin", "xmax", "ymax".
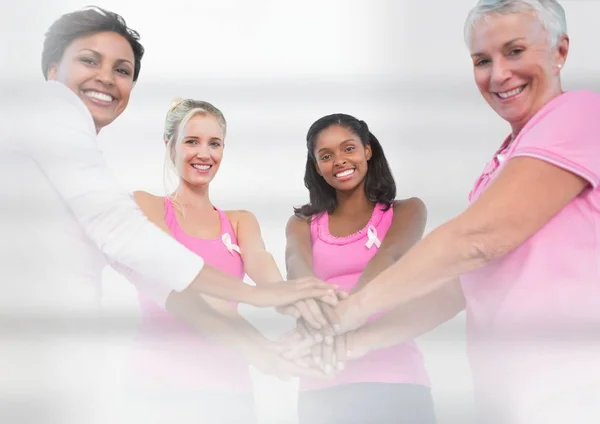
[
  {"xmin": 276, "ymin": 291, "xmax": 349, "ymax": 338},
  {"xmin": 277, "ymin": 314, "xmax": 374, "ymax": 375},
  {"xmin": 248, "ymin": 277, "xmax": 338, "ymax": 307},
  {"xmin": 240, "ymin": 335, "xmax": 327, "ymax": 381},
  {"xmin": 331, "ymin": 295, "xmax": 370, "ymax": 334}
]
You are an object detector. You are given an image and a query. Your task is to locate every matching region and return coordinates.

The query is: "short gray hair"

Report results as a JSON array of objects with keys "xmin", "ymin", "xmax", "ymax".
[{"xmin": 464, "ymin": 0, "xmax": 567, "ymax": 48}]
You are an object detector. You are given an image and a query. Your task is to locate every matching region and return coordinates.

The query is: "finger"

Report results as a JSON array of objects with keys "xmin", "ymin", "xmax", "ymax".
[
  {"xmin": 321, "ymin": 332, "xmax": 334, "ymax": 346},
  {"xmin": 304, "ymin": 287, "xmax": 336, "ymax": 303},
  {"xmin": 274, "ymin": 341, "xmax": 314, "ymax": 365},
  {"xmin": 297, "ymin": 319, "xmax": 322, "ymax": 344},
  {"xmin": 336, "ymin": 290, "xmax": 350, "ymax": 300},
  {"xmin": 295, "ymin": 319, "xmax": 309, "ymax": 339},
  {"xmin": 319, "ymin": 302, "xmax": 340, "ymax": 335},
  {"xmin": 278, "ymin": 333, "xmax": 317, "ymax": 359},
  {"xmin": 277, "ymin": 305, "xmax": 300, "ymax": 319},
  {"xmin": 302, "ymin": 318, "xmax": 324, "ymax": 344},
  {"xmin": 321, "ymin": 340, "xmax": 334, "ymax": 375},
  {"xmin": 282, "ymin": 346, "xmax": 312, "ymax": 360},
  {"xmin": 277, "ymin": 328, "xmax": 301, "ymax": 344},
  {"xmin": 334, "ymin": 334, "xmax": 347, "ymax": 370},
  {"xmin": 300, "ymin": 280, "xmax": 338, "ymax": 295},
  {"xmin": 295, "ymin": 300, "xmax": 322, "ymax": 330},
  {"xmin": 305, "ymin": 298, "xmax": 330, "ymax": 329},
  {"xmin": 307, "ymin": 323, "xmax": 324, "ymax": 344},
  {"xmin": 292, "ymin": 333, "xmax": 318, "ymax": 351},
  {"xmin": 286, "ymin": 286, "xmax": 335, "ymax": 305},
  {"xmin": 318, "ymin": 292, "xmax": 338, "ymax": 306},
  {"xmin": 345, "ymin": 331, "xmax": 364, "ymax": 360},
  {"xmin": 299, "ymin": 279, "xmax": 337, "ymax": 293},
  {"xmin": 311, "ymin": 342, "xmax": 323, "ymax": 369},
  {"xmin": 318, "ymin": 292, "xmax": 339, "ymax": 307}
]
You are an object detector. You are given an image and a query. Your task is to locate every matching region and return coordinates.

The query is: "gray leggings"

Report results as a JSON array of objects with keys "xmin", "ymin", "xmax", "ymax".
[{"xmin": 298, "ymin": 383, "xmax": 437, "ymax": 424}]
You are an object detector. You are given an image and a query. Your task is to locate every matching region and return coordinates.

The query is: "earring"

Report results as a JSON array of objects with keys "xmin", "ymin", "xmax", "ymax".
[{"xmin": 557, "ymin": 63, "xmax": 563, "ymax": 69}]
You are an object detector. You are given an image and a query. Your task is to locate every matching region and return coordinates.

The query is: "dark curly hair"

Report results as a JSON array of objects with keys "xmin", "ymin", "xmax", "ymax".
[{"xmin": 294, "ymin": 113, "xmax": 396, "ymax": 218}]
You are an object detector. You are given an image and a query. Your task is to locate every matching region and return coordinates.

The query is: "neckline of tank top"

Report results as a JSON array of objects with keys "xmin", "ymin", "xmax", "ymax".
[
  {"xmin": 317, "ymin": 203, "xmax": 387, "ymax": 245},
  {"xmin": 164, "ymin": 196, "xmax": 228, "ymax": 242}
]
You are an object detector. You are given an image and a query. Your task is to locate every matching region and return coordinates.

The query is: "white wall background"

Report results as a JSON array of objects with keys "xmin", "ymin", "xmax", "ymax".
[{"xmin": 1, "ymin": 0, "xmax": 599, "ymax": 423}]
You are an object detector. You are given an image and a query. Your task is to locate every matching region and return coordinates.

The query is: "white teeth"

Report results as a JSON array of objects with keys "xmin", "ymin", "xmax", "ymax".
[
  {"xmin": 497, "ymin": 86, "xmax": 524, "ymax": 99},
  {"xmin": 335, "ymin": 169, "xmax": 354, "ymax": 178},
  {"xmin": 84, "ymin": 91, "xmax": 114, "ymax": 102},
  {"xmin": 192, "ymin": 164, "xmax": 211, "ymax": 170}
]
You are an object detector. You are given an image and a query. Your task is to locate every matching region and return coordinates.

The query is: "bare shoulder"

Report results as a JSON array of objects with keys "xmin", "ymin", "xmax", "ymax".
[
  {"xmin": 393, "ymin": 197, "xmax": 427, "ymax": 216},
  {"xmin": 224, "ymin": 209, "xmax": 255, "ymax": 219},
  {"xmin": 133, "ymin": 191, "xmax": 165, "ymax": 223},
  {"xmin": 223, "ymin": 209, "xmax": 259, "ymax": 237},
  {"xmin": 391, "ymin": 197, "xmax": 427, "ymax": 229},
  {"xmin": 286, "ymin": 213, "xmax": 310, "ymax": 235},
  {"xmin": 133, "ymin": 190, "xmax": 162, "ymax": 207}
]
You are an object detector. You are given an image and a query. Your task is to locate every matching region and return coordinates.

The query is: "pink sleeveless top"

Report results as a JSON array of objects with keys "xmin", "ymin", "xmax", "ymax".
[
  {"xmin": 132, "ymin": 197, "xmax": 253, "ymax": 393},
  {"xmin": 299, "ymin": 203, "xmax": 431, "ymax": 391}
]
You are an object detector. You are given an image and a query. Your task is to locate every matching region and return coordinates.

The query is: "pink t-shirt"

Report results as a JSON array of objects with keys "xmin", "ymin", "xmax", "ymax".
[
  {"xmin": 300, "ymin": 203, "xmax": 431, "ymax": 391},
  {"xmin": 129, "ymin": 198, "xmax": 253, "ymax": 394},
  {"xmin": 461, "ymin": 90, "xmax": 600, "ymax": 416}
]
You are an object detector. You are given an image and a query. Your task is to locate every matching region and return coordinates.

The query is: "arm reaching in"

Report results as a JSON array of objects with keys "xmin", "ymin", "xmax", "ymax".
[{"xmin": 25, "ymin": 82, "xmax": 334, "ymax": 308}]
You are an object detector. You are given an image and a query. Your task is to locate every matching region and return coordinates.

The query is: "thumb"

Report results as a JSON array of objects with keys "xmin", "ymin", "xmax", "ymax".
[{"xmin": 336, "ymin": 290, "xmax": 350, "ymax": 300}]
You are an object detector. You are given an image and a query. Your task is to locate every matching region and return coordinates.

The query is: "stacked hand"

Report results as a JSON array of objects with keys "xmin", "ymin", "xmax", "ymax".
[
  {"xmin": 241, "ymin": 333, "xmax": 329, "ymax": 381},
  {"xmin": 267, "ymin": 291, "xmax": 371, "ymax": 379},
  {"xmin": 236, "ymin": 277, "xmax": 373, "ymax": 381},
  {"xmin": 250, "ymin": 276, "xmax": 341, "ymax": 308}
]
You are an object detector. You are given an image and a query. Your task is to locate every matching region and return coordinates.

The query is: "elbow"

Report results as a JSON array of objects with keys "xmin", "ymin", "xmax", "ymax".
[
  {"xmin": 468, "ymin": 238, "xmax": 508, "ymax": 264},
  {"xmin": 245, "ymin": 249, "xmax": 275, "ymax": 264},
  {"xmin": 283, "ymin": 249, "xmax": 298, "ymax": 276},
  {"xmin": 243, "ymin": 250, "xmax": 276, "ymax": 276},
  {"xmin": 450, "ymin": 222, "xmax": 511, "ymax": 269}
]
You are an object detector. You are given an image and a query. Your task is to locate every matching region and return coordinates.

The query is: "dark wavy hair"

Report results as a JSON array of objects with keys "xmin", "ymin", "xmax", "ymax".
[
  {"xmin": 42, "ymin": 6, "xmax": 144, "ymax": 82},
  {"xmin": 294, "ymin": 113, "xmax": 396, "ymax": 218}
]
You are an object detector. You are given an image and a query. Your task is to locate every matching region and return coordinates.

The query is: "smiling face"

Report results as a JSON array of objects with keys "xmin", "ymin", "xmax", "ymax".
[
  {"xmin": 46, "ymin": 31, "xmax": 136, "ymax": 132},
  {"xmin": 469, "ymin": 11, "xmax": 568, "ymax": 134},
  {"xmin": 171, "ymin": 113, "xmax": 225, "ymax": 187},
  {"xmin": 313, "ymin": 124, "xmax": 372, "ymax": 192}
]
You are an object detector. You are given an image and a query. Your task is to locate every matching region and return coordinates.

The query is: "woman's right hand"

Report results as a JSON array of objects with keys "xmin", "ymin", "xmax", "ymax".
[
  {"xmin": 249, "ymin": 277, "xmax": 338, "ymax": 308},
  {"xmin": 241, "ymin": 336, "xmax": 327, "ymax": 381},
  {"xmin": 276, "ymin": 291, "xmax": 348, "ymax": 336}
]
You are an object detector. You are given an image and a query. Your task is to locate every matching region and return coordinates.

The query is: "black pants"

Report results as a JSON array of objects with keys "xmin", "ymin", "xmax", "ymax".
[{"xmin": 298, "ymin": 383, "xmax": 437, "ymax": 424}]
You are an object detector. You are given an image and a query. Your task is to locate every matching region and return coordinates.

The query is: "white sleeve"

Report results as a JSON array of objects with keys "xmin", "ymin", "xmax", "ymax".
[{"xmin": 20, "ymin": 81, "xmax": 204, "ymax": 293}]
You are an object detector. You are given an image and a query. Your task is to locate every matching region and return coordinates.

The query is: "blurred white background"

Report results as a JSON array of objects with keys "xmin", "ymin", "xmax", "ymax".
[{"xmin": 1, "ymin": 0, "xmax": 599, "ymax": 422}]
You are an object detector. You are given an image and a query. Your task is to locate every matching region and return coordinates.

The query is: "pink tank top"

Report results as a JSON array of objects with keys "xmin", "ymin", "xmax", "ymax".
[
  {"xmin": 299, "ymin": 203, "xmax": 431, "ymax": 391},
  {"xmin": 132, "ymin": 197, "xmax": 253, "ymax": 393}
]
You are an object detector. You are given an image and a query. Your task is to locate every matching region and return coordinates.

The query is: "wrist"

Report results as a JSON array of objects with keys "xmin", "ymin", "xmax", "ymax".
[
  {"xmin": 349, "ymin": 290, "xmax": 371, "ymax": 323},
  {"xmin": 238, "ymin": 284, "xmax": 260, "ymax": 306},
  {"xmin": 348, "ymin": 328, "xmax": 376, "ymax": 358}
]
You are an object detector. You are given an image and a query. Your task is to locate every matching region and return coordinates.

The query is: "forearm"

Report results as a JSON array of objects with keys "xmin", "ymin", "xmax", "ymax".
[
  {"xmin": 355, "ymin": 221, "xmax": 487, "ymax": 318},
  {"xmin": 352, "ymin": 280, "xmax": 465, "ymax": 352},
  {"xmin": 187, "ymin": 264, "xmax": 257, "ymax": 304},
  {"xmin": 244, "ymin": 251, "xmax": 284, "ymax": 284},
  {"xmin": 352, "ymin": 251, "xmax": 395, "ymax": 293},
  {"xmin": 286, "ymin": 254, "xmax": 317, "ymax": 280},
  {"xmin": 165, "ymin": 288, "xmax": 266, "ymax": 352}
]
